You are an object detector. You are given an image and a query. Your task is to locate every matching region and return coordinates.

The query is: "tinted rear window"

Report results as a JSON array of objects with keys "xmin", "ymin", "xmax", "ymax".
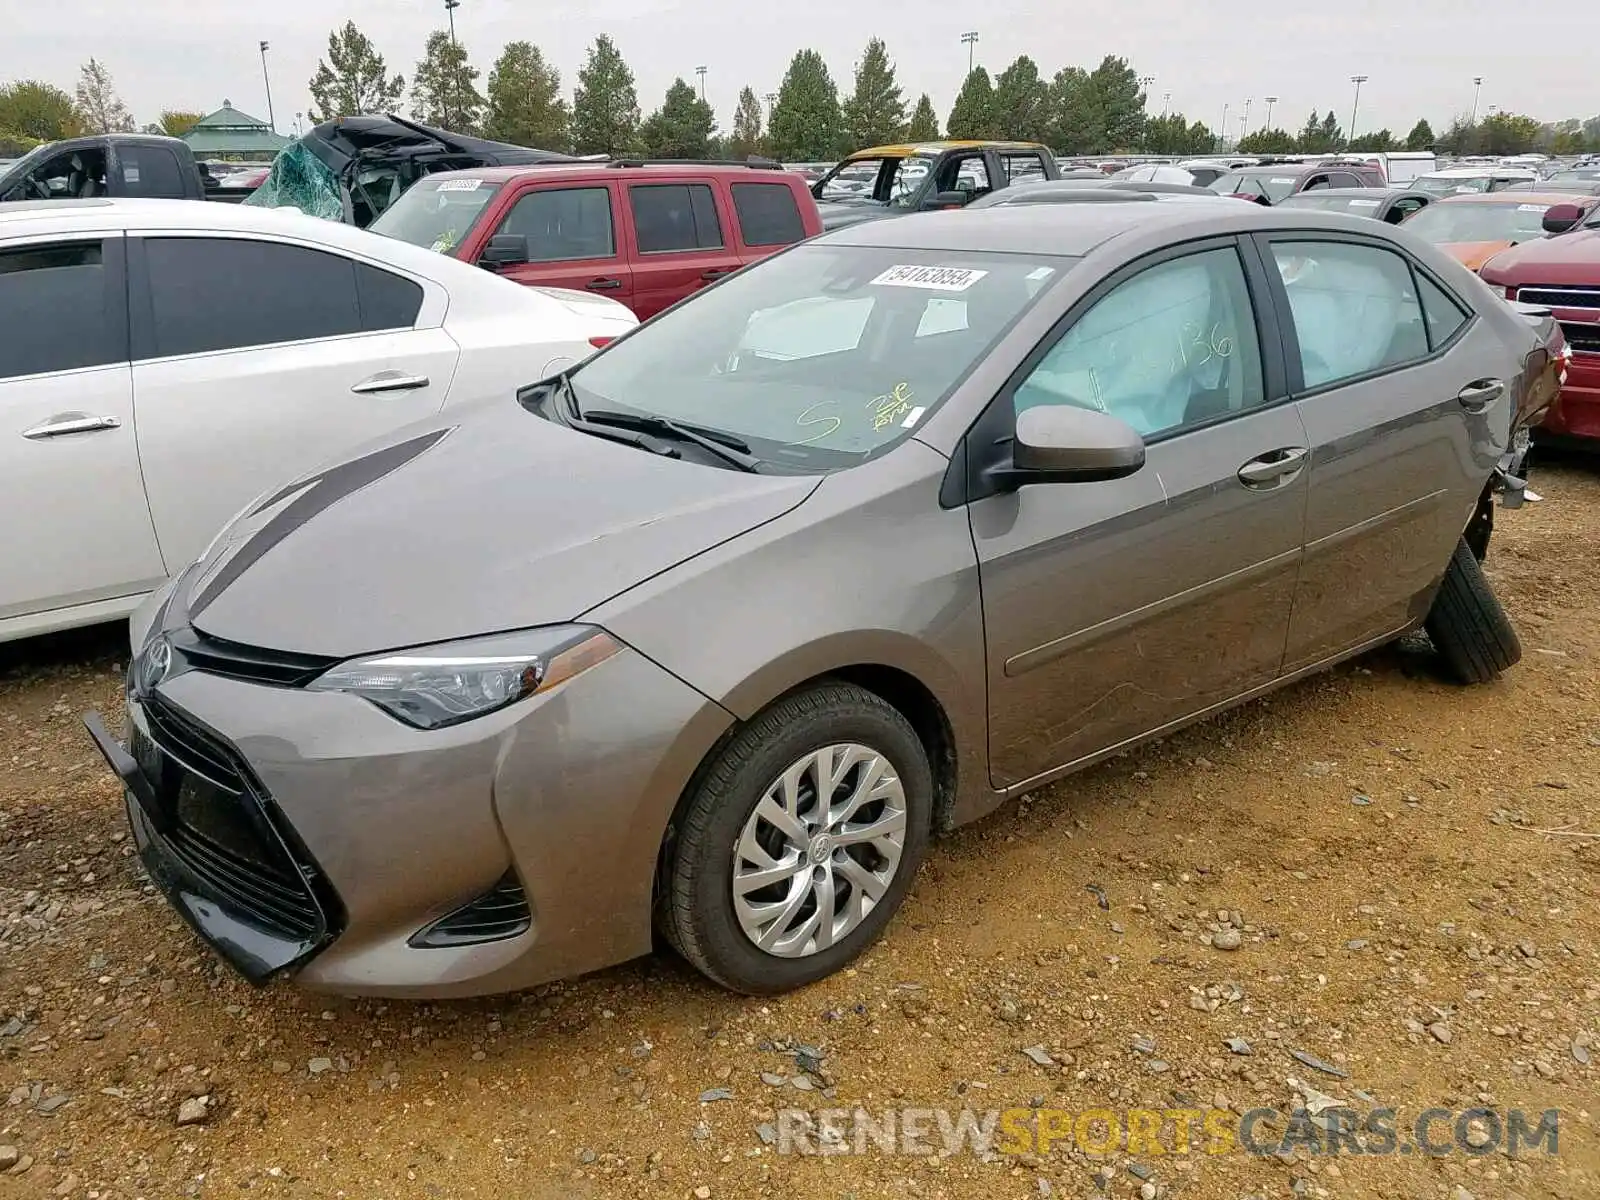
[
  {"xmin": 119, "ymin": 145, "xmax": 187, "ymax": 198},
  {"xmin": 731, "ymin": 182, "xmax": 805, "ymax": 247},
  {"xmin": 630, "ymin": 183, "xmax": 724, "ymax": 252}
]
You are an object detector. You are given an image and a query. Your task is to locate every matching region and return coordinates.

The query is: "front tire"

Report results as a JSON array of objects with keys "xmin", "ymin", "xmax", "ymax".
[
  {"xmin": 659, "ymin": 682, "xmax": 932, "ymax": 994},
  {"xmin": 1425, "ymin": 537, "xmax": 1522, "ymax": 684}
]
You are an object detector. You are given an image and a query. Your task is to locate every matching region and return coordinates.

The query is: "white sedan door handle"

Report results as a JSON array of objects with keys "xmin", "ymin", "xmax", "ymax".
[
  {"xmin": 22, "ymin": 413, "xmax": 123, "ymax": 440},
  {"xmin": 351, "ymin": 371, "xmax": 431, "ymax": 395}
]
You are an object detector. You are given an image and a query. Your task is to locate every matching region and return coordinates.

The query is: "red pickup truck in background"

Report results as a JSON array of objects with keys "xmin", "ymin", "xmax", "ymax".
[
  {"xmin": 1480, "ymin": 201, "xmax": 1600, "ymax": 446},
  {"xmin": 370, "ymin": 159, "xmax": 822, "ymax": 320}
]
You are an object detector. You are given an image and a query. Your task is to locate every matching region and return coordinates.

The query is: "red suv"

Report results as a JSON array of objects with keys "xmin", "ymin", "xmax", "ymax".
[{"xmin": 370, "ymin": 160, "xmax": 823, "ymax": 319}]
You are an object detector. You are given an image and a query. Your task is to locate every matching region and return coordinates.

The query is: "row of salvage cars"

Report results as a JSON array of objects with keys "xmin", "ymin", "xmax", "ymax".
[{"xmin": 0, "ymin": 173, "xmax": 1574, "ymax": 1000}]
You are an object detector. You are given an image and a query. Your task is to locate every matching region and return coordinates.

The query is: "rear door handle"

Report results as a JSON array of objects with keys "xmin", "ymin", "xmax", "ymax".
[
  {"xmin": 701, "ymin": 268, "xmax": 735, "ymax": 281},
  {"xmin": 1457, "ymin": 379, "xmax": 1504, "ymax": 412},
  {"xmin": 22, "ymin": 413, "xmax": 122, "ymax": 440},
  {"xmin": 1238, "ymin": 446, "xmax": 1309, "ymax": 488},
  {"xmin": 350, "ymin": 371, "xmax": 430, "ymax": 395},
  {"xmin": 586, "ymin": 278, "xmax": 623, "ymax": 291}
]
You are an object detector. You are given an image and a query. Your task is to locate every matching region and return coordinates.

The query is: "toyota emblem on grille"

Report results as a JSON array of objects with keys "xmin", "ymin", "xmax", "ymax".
[{"xmin": 138, "ymin": 637, "xmax": 172, "ymax": 696}]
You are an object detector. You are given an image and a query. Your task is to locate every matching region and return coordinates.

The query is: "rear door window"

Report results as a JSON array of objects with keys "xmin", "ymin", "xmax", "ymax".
[
  {"xmin": 143, "ymin": 236, "xmax": 368, "ymax": 357},
  {"xmin": 730, "ymin": 182, "xmax": 805, "ymax": 247},
  {"xmin": 1415, "ymin": 273, "xmax": 1470, "ymax": 349},
  {"xmin": 0, "ymin": 240, "xmax": 125, "ymax": 379},
  {"xmin": 499, "ymin": 186, "xmax": 617, "ymax": 261},
  {"xmin": 630, "ymin": 184, "xmax": 724, "ymax": 253},
  {"xmin": 118, "ymin": 146, "xmax": 187, "ymax": 198},
  {"xmin": 1001, "ymin": 151, "xmax": 1050, "ymax": 182}
]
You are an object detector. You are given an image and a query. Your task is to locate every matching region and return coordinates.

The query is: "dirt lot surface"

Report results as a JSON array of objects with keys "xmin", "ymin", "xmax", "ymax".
[{"xmin": 2, "ymin": 466, "xmax": 1598, "ymax": 1200}]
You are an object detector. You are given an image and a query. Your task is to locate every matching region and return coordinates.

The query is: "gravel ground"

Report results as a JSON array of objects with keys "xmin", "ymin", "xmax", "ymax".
[{"xmin": 1, "ymin": 463, "xmax": 1598, "ymax": 1200}]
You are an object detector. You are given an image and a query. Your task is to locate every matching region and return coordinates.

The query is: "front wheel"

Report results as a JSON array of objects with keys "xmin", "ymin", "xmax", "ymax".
[
  {"xmin": 659, "ymin": 682, "xmax": 932, "ymax": 994},
  {"xmin": 1425, "ymin": 537, "xmax": 1522, "ymax": 684}
]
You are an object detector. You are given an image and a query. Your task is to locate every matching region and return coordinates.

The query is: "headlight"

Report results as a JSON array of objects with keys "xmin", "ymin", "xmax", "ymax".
[{"xmin": 307, "ymin": 626, "xmax": 621, "ymax": 729}]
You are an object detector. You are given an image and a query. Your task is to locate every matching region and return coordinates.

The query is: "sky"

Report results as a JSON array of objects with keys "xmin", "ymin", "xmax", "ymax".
[{"xmin": 5, "ymin": 0, "xmax": 1597, "ymax": 142}]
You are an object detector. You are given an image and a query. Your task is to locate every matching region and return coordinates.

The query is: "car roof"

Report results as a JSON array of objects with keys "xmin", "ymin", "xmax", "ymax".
[
  {"xmin": 814, "ymin": 200, "xmax": 1338, "ymax": 257},
  {"xmin": 848, "ymin": 140, "xmax": 1049, "ymax": 159},
  {"xmin": 1425, "ymin": 165, "xmax": 1537, "ymax": 177},
  {"xmin": 421, "ymin": 162, "xmax": 798, "ymax": 185},
  {"xmin": 1433, "ymin": 191, "xmax": 1588, "ymax": 206},
  {"xmin": 1278, "ymin": 187, "xmax": 1423, "ymax": 200}
]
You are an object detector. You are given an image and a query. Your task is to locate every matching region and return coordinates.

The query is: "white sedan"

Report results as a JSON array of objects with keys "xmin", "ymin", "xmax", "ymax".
[{"xmin": 0, "ymin": 197, "xmax": 636, "ymax": 643}]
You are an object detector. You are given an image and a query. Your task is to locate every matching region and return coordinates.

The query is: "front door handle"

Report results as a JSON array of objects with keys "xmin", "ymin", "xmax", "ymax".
[
  {"xmin": 586, "ymin": 278, "xmax": 623, "ymax": 291},
  {"xmin": 22, "ymin": 413, "xmax": 122, "ymax": 440},
  {"xmin": 1457, "ymin": 379, "xmax": 1504, "ymax": 412},
  {"xmin": 1238, "ymin": 446, "xmax": 1309, "ymax": 488},
  {"xmin": 350, "ymin": 371, "xmax": 430, "ymax": 395},
  {"xmin": 701, "ymin": 268, "xmax": 735, "ymax": 281}
]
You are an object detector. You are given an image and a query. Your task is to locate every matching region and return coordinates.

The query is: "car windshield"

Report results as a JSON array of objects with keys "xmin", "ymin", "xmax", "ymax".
[
  {"xmin": 1411, "ymin": 173, "xmax": 1524, "ymax": 196},
  {"xmin": 1549, "ymin": 169, "xmax": 1600, "ymax": 182},
  {"xmin": 1402, "ymin": 200, "xmax": 1555, "ymax": 245},
  {"xmin": 1279, "ymin": 193, "xmax": 1385, "ymax": 216},
  {"xmin": 1208, "ymin": 172, "xmax": 1297, "ymax": 201},
  {"xmin": 369, "ymin": 177, "xmax": 504, "ymax": 255},
  {"xmin": 567, "ymin": 244, "xmax": 1075, "ymax": 472}
]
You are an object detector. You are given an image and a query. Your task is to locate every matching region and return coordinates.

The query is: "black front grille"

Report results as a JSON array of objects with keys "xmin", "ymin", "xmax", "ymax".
[
  {"xmin": 136, "ymin": 698, "xmax": 329, "ymax": 942},
  {"xmin": 170, "ymin": 627, "xmax": 336, "ymax": 688},
  {"xmin": 1559, "ymin": 322, "xmax": 1600, "ymax": 355},
  {"xmin": 1518, "ymin": 286, "xmax": 1600, "ymax": 311},
  {"xmin": 410, "ymin": 873, "xmax": 532, "ymax": 948}
]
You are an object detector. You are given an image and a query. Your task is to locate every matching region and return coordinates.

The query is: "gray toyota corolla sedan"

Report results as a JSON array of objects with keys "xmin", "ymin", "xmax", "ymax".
[{"xmin": 86, "ymin": 201, "xmax": 1551, "ymax": 998}]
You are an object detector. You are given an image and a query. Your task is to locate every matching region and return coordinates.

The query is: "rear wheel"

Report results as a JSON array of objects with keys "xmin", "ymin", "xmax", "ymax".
[
  {"xmin": 1425, "ymin": 537, "xmax": 1522, "ymax": 684},
  {"xmin": 659, "ymin": 682, "xmax": 931, "ymax": 994}
]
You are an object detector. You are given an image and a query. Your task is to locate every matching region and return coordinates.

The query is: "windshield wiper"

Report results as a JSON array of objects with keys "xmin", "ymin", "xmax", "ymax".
[
  {"xmin": 542, "ymin": 377, "xmax": 683, "ymax": 460},
  {"xmin": 579, "ymin": 408, "xmax": 764, "ymax": 473}
]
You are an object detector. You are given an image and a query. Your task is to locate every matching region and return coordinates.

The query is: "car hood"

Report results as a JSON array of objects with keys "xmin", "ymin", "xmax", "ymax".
[
  {"xmin": 180, "ymin": 402, "xmax": 819, "ymax": 658},
  {"xmin": 815, "ymin": 200, "xmax": 897, "ymax": 230},
  {"xmin": 1440, "ymin": 240, "xmax": 1516, "ymax": 270},
  {"xmin": 1479, "ymin": 228, "xmax": 1600, "ymax": 282}
]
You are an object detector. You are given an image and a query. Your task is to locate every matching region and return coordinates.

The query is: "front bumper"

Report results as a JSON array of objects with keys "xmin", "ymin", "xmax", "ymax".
[
  {"xmin": 85, "ymin": 641, "xmax": 732, "ymax": 997},
  {"xmin": 1538, "ymin": 357, "xmax": 1600, "ymax": 444}
]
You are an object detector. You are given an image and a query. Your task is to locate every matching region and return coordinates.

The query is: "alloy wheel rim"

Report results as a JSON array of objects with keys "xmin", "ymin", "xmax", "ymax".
[{"xmin": 731, "ymin": 742, "xmax": 908, "ymax": 958}]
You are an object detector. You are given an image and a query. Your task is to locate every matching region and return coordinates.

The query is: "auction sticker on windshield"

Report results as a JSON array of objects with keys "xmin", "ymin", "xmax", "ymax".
[
  {"xmin": 871, "ymin": 265, "xmax": 989, "ymax": 292},
  {"xmin": 1349, "ymin": 198, "xmax": 1381, "ymax": 207},
  {"xmin": 436, "ymin": 179, "xmax": 483, "ymax": 192}
]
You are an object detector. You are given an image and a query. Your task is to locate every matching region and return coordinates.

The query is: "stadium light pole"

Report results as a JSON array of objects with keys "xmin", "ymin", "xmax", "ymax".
[
  {"xmin": 960, "ymin": 31, "xmax": 979, "ymax": 75},
  {"xmin": 695, "ymin": 65, "xmax": 707, "ymax": 101},
  {"xmin": 1349, "ymin": 74, "xmax": 1368, "ymax": 144},
  {"xmin": 1263, "ymin": 95, "xmax": 1278, "ymax": 131},
  {"xmin": 258, "ymin": 41, "xmax": 276, "ymax": 132},
  {"xmin": 1470, "ymin": 76, "xmax": 1483, "ymax": 125}
]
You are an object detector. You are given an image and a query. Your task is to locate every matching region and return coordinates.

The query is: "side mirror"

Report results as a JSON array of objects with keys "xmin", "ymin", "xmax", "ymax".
[
  {"xmin": 1007, "ymin": 405, "xmax": 1145, "ymax": 484},
  {"xmin": 930, "ymin": 190, "xmax": 973, "ymax": 209},
  {"xmin": 479, "ymin": 233, "xmax": 529, "ymax": 268},
  {"xmin": 1542, "ymin": 203, "xmax": 1584, "ymax": 234}
]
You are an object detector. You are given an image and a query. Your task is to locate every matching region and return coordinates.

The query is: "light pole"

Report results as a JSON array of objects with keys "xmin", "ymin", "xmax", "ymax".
[
  {"xmin": 695, "ymin": 65, "xmax": 707, "ymax": 102},
  {"xmin": 294, "ymin": 112, "xmax": 303, "ymax": 135},
  {"xmin": 1470, "ymin": 76, "xmax": 1483, "ymax": 125},
  {"xmin": 1349, "ymin": 74, "xmax": 1368, "ymax": 145},
  {"xmin": 444, "ymin": 0, "xmax": 463, "ymax": 128},
  {"xmin": 444, "ymin": 0, "xmax": 460, "ymax": 43},
  {"xmin": 960, "ymin": 31, "xmax": 978, "ymax": 76},
  {"xmin": 1139, "ymin": 75, "xmax": 1155, "ymax": 106},
  {"xmin": 258, "ymin": 41, "xmax": 276, "ymax": 132},
  {"xmin": 1221, "ymin": 102, "xmax": 1230, "ymax": 147},
  {"xmin": 1264, "ymin": 95, "xmax": 1277, "ymax": 131},
  {"xmin": 765, "ymin": 91, "xmax": 777, "ymax": 126},
  {"xmin": 1161, "ymin": 91, "xmax": 1171, "ymax": 119},
  {"xmin": 1241, "ymin": 97, "xmax": 1252, "ymax": 141}
]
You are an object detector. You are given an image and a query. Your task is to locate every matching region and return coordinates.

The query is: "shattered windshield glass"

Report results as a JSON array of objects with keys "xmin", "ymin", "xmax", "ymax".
[{"xmin": 243, "ymin": 141, "xmax": 343, "ymax": 222}]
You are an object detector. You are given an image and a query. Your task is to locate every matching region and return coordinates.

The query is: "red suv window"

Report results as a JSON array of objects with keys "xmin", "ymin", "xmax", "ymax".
[
  {"xmin": 630, "ymin": 184, "xmax": 724, "ymax": 253},
  {"xmin": 731, "ymin": 182, "xmax": 805, "ymax": 246}
]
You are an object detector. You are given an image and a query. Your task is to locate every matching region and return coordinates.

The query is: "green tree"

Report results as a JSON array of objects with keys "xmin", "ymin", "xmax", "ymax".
[
  {"xmin": 1319, "ymin": 110, "xmax": 1344, "ymax": 150},
  {"xmin": 907, "ymin": 93, "xmax": 940, "ymax": 140},
  {"xmin": 411, "ymin": 30, "xmax": 485, "ymax": 132},
  {"xmin": 158, "ymin": 109, "xmax": 204, "ymax": 138},
  {"xmin": 0, "ymin": 81, "xmax": 82, "ymax": 144},
  {"xmin": 1088, "ymin": 55, "xmax": 1146, "ymax": 150},
  {"xmin": 308, "ymin": 21, "xmax": 404, "ymax": 122},
  {"xmin": 1297, "ymin": 109, "xmax": 1344, "ymax": 152},
  {"xmin": 1549, "ymin": 119, "xmax": 1588, "ymax": 156},
  {"xmin": 1404, "ymin": 118, "xmax": 1435, "ymax": 150},
  {"xmin": 1434, "ymin": 116, "xmax": 1476, "ymax": 156},
  {"xmin": 728, "ymin": 86, "xmax": 765, "ymax": 158},
  {"xmin": 1479, "ymin": 112, "xmax": 1541, "ymax": 156},
  {"xmin": 946, "ymin": 68, "xmax": 998, "ymax": 140},
  {"xmin": 1350, "ymin": 129, "xmax": 1395, "ymax": 152},
  {"xmin": 841, "ymin": 37, "xmax": 906, "ymax": 148},
  {"xmin": 74, "ymin": 59, "xmax": 134, "ymax": 133},
  {"xmin": 484, "ymin": 41, "xmax": 568, "ymax": 149},
  {"xmin": 993, "ymin": 55, "xmax": 1049, "ymax": 143},
  {"xmin": 768, "ymin": 49, "xmax": 843, "ymax": 160},
  {"xmin": 1047, "ymin": 66, "xmax": 1104, "ymax": 154},
  {"xmin": 1236, "ymin": 126, "xmax": 1297, "ymax": 154},
  {"xmin": 640, "ymin": 77, "xmax": 716, "ymax": 158},
  {"xmin": 572, "ymin": 34, "xmax": 641, "ymax": 156}
]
